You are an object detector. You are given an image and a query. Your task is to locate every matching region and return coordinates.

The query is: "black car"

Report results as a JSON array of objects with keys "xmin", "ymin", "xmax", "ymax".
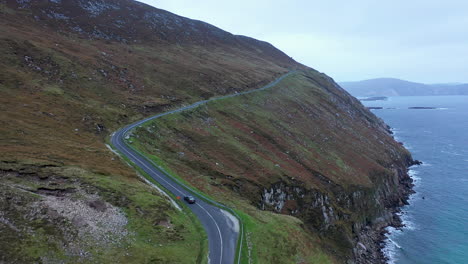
[{"xmin": 184, "ymin": 196, "xmax": 196, "ymax": 204}]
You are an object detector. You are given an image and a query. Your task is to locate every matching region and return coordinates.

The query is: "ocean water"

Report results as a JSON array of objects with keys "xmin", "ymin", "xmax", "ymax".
[{"xmin": 361, "ymin": 96, "xmax": 468, "ymax": 264}]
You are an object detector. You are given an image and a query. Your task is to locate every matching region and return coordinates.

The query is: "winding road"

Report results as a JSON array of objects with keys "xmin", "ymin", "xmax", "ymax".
[{"xmin": 111, "ymin": 71, "xmax": 294, "ymax": 264}]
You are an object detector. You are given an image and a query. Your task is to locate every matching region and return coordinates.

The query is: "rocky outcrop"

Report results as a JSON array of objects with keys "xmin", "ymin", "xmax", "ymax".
[
  {"xmin": 260, "ymin": 182, "xmax": 340, "ymax": 230},
  {"xmin": 259, "ymin": 150, "xmax": 418, "ymax": 263},
  {"xmin": 0, "ymin": 166, "xmax": 131, "ymax": 262}
]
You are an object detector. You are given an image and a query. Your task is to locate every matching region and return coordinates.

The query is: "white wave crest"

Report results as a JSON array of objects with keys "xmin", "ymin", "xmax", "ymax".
[
  {"xmin": 383, "ymin": 166, "xmax": 421, "ymax": 263},
  {"xmin": 383, "ymin": 227, "xmax": 403, "ymax": 264},
  {"xmin": 441, "ymin": 150, "xmax": 464, "ymax": 156},
  {"xmin": 409, "ymin": 169, "xmax": 421, "ymax": 184}
]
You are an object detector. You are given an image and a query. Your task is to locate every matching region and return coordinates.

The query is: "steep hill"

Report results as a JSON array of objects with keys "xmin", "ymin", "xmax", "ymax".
[
  {"xmin": 1, "ymin": 0, "xmax": 414, "ymax": 263},
  {"xmin": 0, "ymin": 0, "xmax": 301, "ymax": 262},
  {"xmin": 132, "ymin": 70, "xmax": 416, "ymax": 263},
  {"xmin": 340, "ymin": 78, "xmax": 468, "ymax": 96}
]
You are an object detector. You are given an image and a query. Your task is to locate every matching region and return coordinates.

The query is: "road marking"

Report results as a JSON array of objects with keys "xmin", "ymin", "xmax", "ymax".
[
  {"xmin": 111, "ymin": 71, "xmax": 295, "ymax": 264},
  {"xmin": 114, "ymin": 137, "xmax": 185, "ymax": 195},
  {"xmin": 114, "ymin": 135, "xmax": 225, "ymax": 263},
  {"xmin": 197, "ymin": 203, "xmax": 224, "ymax": 264}
]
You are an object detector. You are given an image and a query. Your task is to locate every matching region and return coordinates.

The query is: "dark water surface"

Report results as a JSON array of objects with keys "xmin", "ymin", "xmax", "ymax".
[{"xmin": 362, "ymin": 96, "xmax": 468, "ymax": 264}]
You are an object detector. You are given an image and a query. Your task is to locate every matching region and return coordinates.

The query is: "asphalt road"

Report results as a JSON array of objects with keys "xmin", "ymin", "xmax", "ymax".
[{"xmin": 110, "ymin": 71, "xmax": 294, "ymax": 264}]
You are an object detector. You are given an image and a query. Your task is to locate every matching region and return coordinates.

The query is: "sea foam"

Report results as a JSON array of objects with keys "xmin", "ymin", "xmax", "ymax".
[{"xmin": 383, "ymin": 159, "xmax": 422, "ymax": 263}]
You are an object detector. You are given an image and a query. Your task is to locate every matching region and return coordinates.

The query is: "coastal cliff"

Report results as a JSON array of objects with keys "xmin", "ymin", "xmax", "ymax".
[
  {"xmin": 259, "ymin": 156, "xmax": 416, "ymax": 263},
  {"xmin": 133, "ymin": 71, "xmax": 417, "ymax": 263}
]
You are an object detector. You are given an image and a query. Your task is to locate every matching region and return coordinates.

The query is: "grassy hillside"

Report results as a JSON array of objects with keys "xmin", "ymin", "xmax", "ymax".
[
  {"xmin": 1, "ymin": 0, "xmax": 415, "ymax": 263},
  {"xmin": 131, "ymin": 70, "xmax": 414, "ymax": 263},
  {"xmin": 0, "ymin": 161, "xmax": 207, "ymax": 263},
  {"xmin": 0, "ymin": 0, "xmax": 302, "ymax": 262}
]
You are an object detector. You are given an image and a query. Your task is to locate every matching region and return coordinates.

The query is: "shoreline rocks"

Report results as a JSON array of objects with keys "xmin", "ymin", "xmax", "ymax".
[{"xmin": 353, "ymin": 158, "xmax": 420, "ymax": 264}]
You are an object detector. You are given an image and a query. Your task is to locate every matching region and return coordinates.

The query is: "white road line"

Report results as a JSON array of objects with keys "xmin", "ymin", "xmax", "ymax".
[
  {"xmin": 115, "ymin": 135, "xmax": 225, "ymax": 263},
  {"xmin": 114, "ymin": 137, "xmax": 185, "ymax": 195},
  {"xmin": 197, "ymin": 203, "xmax": 224, "ymax": 264},
  {"xmin": 237, "ymin": 222, "xmax": 242, "ymax": 264},
  {"xmin": 112, "ymin": 72, "xmax": 295, "ymax": 264}
]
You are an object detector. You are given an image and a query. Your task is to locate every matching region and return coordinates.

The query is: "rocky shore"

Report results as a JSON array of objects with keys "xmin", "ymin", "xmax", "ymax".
[{"xmin": 353, "ymin": 157, "xmax": 421, "ymax": 264}]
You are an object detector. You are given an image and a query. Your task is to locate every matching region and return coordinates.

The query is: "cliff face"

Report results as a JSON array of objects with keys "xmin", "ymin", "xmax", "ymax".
[
  {"xmin": 258, "ymin": 156, "xmax": 415, "ymax": 263},
  {"xmin": 133, "ymin": 71, "xmax": 416, "ymax": 263}
]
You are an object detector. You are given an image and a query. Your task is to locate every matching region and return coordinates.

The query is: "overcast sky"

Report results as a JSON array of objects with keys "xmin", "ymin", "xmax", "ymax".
[{"xmin": 138, "ymin": 0, "xmax": 468, "ymax": 83}]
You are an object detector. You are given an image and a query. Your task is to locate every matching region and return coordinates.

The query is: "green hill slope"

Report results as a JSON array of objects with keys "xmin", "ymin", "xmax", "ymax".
[
  {"xmin": 132, "ymin": 71, "xmax": 416, "ymax": 263},
  {"xmin": 1, "ymin": 0, "xmax": 415, "ymax": 263}
]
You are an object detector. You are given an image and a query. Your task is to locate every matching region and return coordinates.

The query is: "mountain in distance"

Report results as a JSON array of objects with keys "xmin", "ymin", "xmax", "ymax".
[{"xmin": 340, "ymin": 77, "xmax": 468, "ymax": 97}]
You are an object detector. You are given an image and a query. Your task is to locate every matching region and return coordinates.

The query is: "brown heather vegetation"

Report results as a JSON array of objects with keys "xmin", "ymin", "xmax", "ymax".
[
  {"xmin": 0, "ymin": 0, "xmax": 303, "ymax": 262},
  {"xmin": 132, "ymin": 71, "xmax": 414, "ymax": 263},
  {"xmin": 1, "ymin": 1, "xmax": 413, "ymax": 263}
]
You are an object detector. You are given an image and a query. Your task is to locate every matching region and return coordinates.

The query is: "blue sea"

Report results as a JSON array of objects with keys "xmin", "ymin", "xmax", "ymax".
[{"xmin": 361, "ymin": 96, "xmax": 468, "ymax": 264}]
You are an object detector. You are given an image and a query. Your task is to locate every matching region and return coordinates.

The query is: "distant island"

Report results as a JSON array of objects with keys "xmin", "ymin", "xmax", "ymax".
[
  {"xmin": 360, "ymin": 96, "xmax": 388, "ymax": 101},
  {"xmin": 340, "ymin": 78, "xmax": 468, "ymax": 96},
  {"xmin": 408, "ymin": 107, "xmax": 438, "ymax": 109}
]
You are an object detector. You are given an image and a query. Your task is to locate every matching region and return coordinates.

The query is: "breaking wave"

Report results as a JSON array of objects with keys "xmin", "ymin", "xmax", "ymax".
[{"xmin": 383, "ymin": 166, "xmax": 421, "ymax": 263}]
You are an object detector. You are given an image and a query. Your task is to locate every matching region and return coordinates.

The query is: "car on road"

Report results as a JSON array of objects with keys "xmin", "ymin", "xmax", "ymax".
[{"xmin": 184, "ymin": 196, "xmax": 196, "ymax": 204}]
